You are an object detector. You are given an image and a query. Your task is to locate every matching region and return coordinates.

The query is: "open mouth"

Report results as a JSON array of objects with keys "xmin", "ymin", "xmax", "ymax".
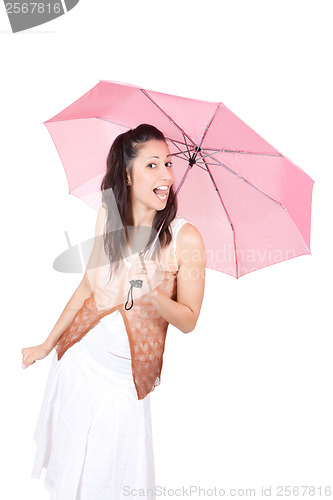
[{"xmin": 153, "ymin": 186, "xmax": 169, "ymax": 201}]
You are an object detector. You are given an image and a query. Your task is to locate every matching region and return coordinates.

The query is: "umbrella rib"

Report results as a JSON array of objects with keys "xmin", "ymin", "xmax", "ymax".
[
  {"xmin": 196, "ymin": 103, "xmax": 222, "ymax": 153},
  {"xmin": 171, "ymin": 150, "xmax": 190, "ymax": 159},
  {"xmin": 169, "ymin": 150, "xmax": 205, "ymax": 167},
  {"xmin": 165, "ymin": 137, "xmax": 185, "ymax": 152},
  {"xmin": 164, "ymin": 137, "xmax": 189, "ymax": 146},
  {"xmin": 196, "ymin": 149, "xmax": 225, "ymax": 162},
  {"xmin": 174, "ymin": 155, "xmax": 208, "ymax": 170},
  {"xmin": 164, "ymin": 137, "xmax": 196, "ymax": 153},
  {"xmin": 198, "ymin": 151, "xmax": 239, "ymax": 279},
  {"xmin": 182, "ymin": 133, "xmax": 192, "ymax": 158},
  {"xmin": 204, "ymin": 147, "xmax": 282, "ymax": 158},
  {"xmin": 199, "ymin": 154, "xmax": 287, "ymax": 210},
  {"xmin": 168, "ymin": 131, "xmax": 193, "ymax": 159},
  {"xmin": 201, "ymin": 153, "xmax": 311, "ymax": 254},
  {"xmin": 167, "ymin": 141, "xmax": 207, "ymax": 168},
  {"xmin": 95, "ymin": 117, "xmax": 132, "ymax": 130},
  {"xmin": 171, "ymin": 150, "xmax": 191, "ymax": 161},
  {"xmin": 96, "ymin": 116, "xmax": 193, "ymax": 164},
  {"xmin": 140, "ymin": 89, "xmax": 197, "ymax": 150},
  {"xmin": 166, "ymin": 137, "xmax": 191, "ymax": 160}
]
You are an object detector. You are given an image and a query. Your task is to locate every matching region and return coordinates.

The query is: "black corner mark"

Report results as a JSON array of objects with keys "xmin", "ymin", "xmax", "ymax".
[{"xmin": 4, "ymin": 0, "xmax": 80, "ymax": 33}]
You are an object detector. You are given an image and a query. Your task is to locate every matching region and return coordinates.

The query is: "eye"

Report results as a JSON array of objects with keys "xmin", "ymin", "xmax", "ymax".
[
  {"xmin": 166, "ymin": 162, "xmax": 173, "ymax": 167},
  {"xmin": 147, "ymin": 163, "xmax": 157, "ymax": 169}
]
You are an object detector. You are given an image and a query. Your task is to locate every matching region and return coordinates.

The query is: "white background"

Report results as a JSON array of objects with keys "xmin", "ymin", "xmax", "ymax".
[{"xmin": 1, "ymin": 0, "xmax": 332, "ymax": 498}]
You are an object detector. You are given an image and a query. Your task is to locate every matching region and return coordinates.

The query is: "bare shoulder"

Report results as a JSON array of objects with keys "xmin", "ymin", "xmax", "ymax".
[{"xmin": 176, "ymin": 222, "xmax": 206, "ymax": 268}]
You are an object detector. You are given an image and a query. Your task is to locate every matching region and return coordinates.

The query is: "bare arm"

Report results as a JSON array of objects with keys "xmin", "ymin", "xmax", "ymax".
[
  {"xmin": 43, "ymin": 206, "xmax": 107, "ymax": 351},
  {"xmin": 22, "ymin": 206, "xmax": 107, "ymax": 367},
  {"xmin": 149, "ymin": 223, "xmax": 206, "ymax": 333},
  {"xmin": 42, "ymin": 273, "xmax": 92, "ymax": 352}
]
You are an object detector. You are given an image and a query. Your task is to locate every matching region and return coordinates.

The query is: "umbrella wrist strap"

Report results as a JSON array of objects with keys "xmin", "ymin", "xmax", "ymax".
[{"xmin": 124, "ymin": 279, "xmax": 143, "ymax": 310}]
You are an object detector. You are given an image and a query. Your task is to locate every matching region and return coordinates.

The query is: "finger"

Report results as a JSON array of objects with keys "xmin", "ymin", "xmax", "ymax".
[
  {"xmin": 22, "ymin": 354, "xmax": 30, "ymax": 365},
  {"xmin": 137, "ymin": 264, "xmax": 156, "ymax": 274},
  {"xmin": 22, "ymin": 353, "xmax": 32, "ymax": 364},
  {"xmin": 23, "ymin": 358, "xmax": 36, "ymax": 368},
  {"xmin": 130, "ymin": 264, "xmax": 155, "ymax": 276}
]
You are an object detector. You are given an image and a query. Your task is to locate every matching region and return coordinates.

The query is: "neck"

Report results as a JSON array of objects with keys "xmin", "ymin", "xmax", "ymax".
[{"xmin": 128, "ymin": 197, "xmax": 156, "ymax": 228}]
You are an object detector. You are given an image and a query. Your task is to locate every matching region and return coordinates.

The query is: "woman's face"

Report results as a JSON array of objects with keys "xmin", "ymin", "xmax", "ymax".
[{"xmin": 127, "ymin": 139, "xmax": 174, "ymax": 214}]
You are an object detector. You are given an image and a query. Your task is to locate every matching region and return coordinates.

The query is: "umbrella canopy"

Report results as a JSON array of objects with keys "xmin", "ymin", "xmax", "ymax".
[{"xmin": 44, "ymin": 80, "xmax": 314, "ymax": 278}]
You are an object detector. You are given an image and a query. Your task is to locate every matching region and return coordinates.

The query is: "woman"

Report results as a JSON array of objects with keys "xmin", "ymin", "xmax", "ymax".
[{"xmin": 22, "ymin": 124, "xmax": 206, "ymax": 499}]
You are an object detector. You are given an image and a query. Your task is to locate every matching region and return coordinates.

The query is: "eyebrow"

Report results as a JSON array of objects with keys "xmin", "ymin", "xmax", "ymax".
[{"xmin": 145, "ymin": 154, "xmax": 172, "ymax": 160}]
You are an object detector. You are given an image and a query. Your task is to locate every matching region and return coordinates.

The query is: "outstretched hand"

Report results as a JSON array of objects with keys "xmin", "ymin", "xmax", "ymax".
[{"xmin": 22, "ymin": 343, "xmax": 53, "ymax": 369}]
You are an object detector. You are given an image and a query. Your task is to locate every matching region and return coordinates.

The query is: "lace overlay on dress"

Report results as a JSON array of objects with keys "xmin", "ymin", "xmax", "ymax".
[{"xmin": 56, "ymin": 217, "xmax": 187, "ymax": 400}]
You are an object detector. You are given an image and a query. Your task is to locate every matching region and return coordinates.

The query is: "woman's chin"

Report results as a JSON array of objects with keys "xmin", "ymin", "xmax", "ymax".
[{"xmin": 153, "ymin": 193, "xmax": 168, "ymax": 205}]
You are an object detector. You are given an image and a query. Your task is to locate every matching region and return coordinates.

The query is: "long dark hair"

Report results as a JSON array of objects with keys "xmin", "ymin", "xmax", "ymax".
[{"xmin": 100, "ymin": 123, "xmax": 178, "ymax": 282}]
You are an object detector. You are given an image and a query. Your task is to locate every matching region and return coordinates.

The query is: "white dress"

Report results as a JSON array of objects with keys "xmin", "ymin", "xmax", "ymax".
[{"xmin": 31, "ymin": 216, "xmax": 189, "ymax": 500}]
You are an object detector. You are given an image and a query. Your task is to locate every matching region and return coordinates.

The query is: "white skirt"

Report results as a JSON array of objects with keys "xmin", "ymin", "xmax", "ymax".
[{"xmin": 31, "ymin": 316, "xmax": 156, "ymax": 500}]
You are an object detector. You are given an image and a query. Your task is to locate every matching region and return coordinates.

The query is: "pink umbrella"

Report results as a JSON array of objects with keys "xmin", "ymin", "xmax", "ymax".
[{"xmin": 44, "ymin": 80, "xmax": 314, "ymax": 278}]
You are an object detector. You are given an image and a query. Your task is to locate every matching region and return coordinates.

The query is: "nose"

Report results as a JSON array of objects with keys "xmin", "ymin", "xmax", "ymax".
[{"xmin": 160, "ymin": 164, "xmax": 173, "ymax": 183}]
